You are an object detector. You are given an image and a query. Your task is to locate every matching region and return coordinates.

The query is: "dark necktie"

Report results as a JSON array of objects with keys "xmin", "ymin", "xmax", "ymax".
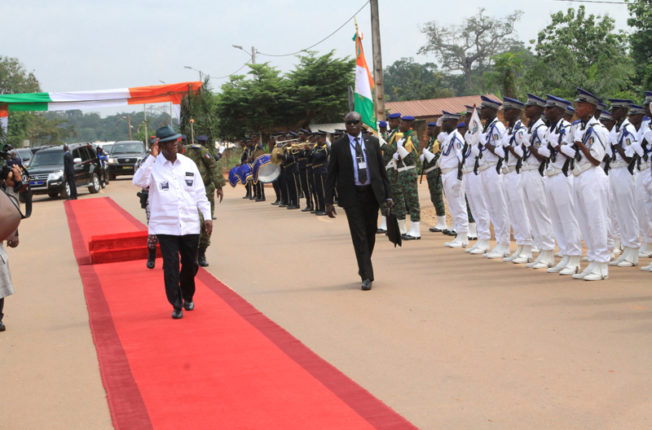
[{"xmin": 355, "ymin": 137, "xmax": 367, "ymax": 183}]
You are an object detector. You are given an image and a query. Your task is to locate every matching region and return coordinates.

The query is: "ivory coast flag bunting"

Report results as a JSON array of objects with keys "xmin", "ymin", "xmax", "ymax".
[{"xmin": 353, "ymin": 30, "xmax": 376, "ymax": 130}]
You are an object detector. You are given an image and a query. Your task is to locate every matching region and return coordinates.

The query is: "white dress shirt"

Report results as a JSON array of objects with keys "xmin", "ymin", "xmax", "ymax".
[
  {"xmin": 347, "ymin": 133, "xmax": 371, "ymax": 186},
  {"xmin": 133, "ymin": 153, "xmax": 211, "ymax": 235},
  {"xmin": 438, "ymin": 130, "xmax": 464, "ymax": 170}
]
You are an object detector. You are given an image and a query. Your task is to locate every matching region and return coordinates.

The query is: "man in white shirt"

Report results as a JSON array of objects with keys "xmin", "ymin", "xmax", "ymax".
[{"xmin": 133, "ymin": 126, "xmax": 212, "ymax": 319}]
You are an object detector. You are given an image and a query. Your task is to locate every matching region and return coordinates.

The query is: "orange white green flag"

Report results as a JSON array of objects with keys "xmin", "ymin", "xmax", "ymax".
[{"xmin": 353, "ymin": 29, "xmax": 376, "ymax": 130}]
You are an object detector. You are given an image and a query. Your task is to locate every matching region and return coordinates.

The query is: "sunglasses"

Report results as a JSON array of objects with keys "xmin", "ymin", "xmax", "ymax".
[{"xmin": 345, "ymin": 120, "xmax": 360, "ymax": 125}]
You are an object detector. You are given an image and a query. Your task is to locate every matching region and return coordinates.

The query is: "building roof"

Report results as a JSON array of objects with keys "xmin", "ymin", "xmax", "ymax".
[{"xmin": 385, "ymin": 94, "xmax": 501, "ymax": 118}]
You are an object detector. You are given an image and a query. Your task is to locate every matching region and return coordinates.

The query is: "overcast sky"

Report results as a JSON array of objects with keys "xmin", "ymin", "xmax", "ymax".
[{"xmin": 1, "ymin": 0, "xmax": 632, "ymax": 116}]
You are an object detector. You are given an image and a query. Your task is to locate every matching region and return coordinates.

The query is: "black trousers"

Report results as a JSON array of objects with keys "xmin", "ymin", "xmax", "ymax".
[
  {"xmin": 157, "ymin": 234, "xmax": 199, "ymax": 310},
  {"xmin": 65, "ymin": 174, "xmax": 77, "ymax": 199},
  {"xmin": 343, "ymin": 186, "xmax": 379, "ymax": 281},
  {"xmin": 0, "ymin": 297, "xmax": 4, "ymax": 321}
]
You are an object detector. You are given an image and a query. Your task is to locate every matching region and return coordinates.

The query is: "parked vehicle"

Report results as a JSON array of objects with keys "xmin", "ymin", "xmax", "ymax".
[
  {"xmin": 28, "ymin": 143, "xmax": 102, "ymax": 199},
  {"xmin": 13, "ymin": 148, "xmax": 34, "ymax": 167},
  {"xmin": 107, "ymin": 140, "xmax": 146, "ymax": 179}
]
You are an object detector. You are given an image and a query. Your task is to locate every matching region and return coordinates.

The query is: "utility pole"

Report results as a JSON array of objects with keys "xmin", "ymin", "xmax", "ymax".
[
  {"xmin": 122, "ymin": 115, "xmax": 133, "ymax": 140},
  {"xmin": 143, "ymin": 104, "xmax": 148, "ymax": 148},
  {"xmin": 370, "ymin": 0, "xmax": 385, "ymax": 121},
  {"xmin": 251, "ymin": 46, "xmax": 256, "ymax": 64}
]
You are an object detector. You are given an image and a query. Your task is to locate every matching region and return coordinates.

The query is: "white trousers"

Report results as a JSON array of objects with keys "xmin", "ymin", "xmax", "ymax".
[
  {"xmin": 464, "ymin": 172, "xmax": 491, "ymax": 240},
  {"xmin": 521, "ymin": 170, "xmax": 556, "ymax": 251},
  {"xmin": 479, "ymin": 168, "xmax": 511, "ymax": 246},
  {"xmin": 636, "ymin": 168, "xmax": 652, "ymax": 244},
  {"xmin": 609, "ymin": 167, "xmax": 640, "ymax": 248},
  {"xmin": 606, "ymin": 176, "xmax": 620, "ymax": 250},
  {"xmin": 503, "ymin": 171, "xmax": 533, "ymax": 246},
  {"xmin": 442, "ymin": 170, "xmax": 468, "ymax": 236},
  {"xmin": 574, "ymin": 167, "xmax": 610, "ymax": 263},
  {"xmin": 544, "ymin": 173, "xmax": 582, "ymax": 256}
]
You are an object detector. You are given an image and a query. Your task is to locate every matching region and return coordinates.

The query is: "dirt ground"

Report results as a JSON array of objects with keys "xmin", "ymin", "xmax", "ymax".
[{"xmin": 2, "ymin": 178, "xmax": 651, "ymax": 430}]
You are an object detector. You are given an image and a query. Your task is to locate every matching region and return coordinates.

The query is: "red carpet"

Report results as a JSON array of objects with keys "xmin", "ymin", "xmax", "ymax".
[{"xmin": 65, "ymin": 197, "xmax": 416, "ymax": 430}]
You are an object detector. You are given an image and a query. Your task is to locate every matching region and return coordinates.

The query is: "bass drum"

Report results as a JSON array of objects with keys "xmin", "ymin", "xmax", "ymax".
[
  {"xmin": 236, "ymin": 163, "xmax": 253, "ymax": 185},
  {"xmin": 252, "ymin": 154, "xmax": 280, "ymax": 183},
  {"xmin": 228, "ymin": 166, "xmax": 240, "ymax": 187}
]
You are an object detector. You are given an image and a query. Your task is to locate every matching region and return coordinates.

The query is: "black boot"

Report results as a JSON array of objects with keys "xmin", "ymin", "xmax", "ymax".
[
  {"xmin": 198, "ymin": 249, "xmax": 209, "ymax": 267},
  {"xmin": 146, "ymin": 248, "xmax": 156, "ymax": 269}
]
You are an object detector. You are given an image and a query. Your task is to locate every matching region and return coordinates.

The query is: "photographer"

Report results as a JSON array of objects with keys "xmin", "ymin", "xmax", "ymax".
[{"xmin": 1, "ymin": 164, "xmax": 22, "ymax": 332}]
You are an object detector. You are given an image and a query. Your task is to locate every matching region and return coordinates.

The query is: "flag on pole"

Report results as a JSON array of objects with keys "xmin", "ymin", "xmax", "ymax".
[
  {"xmin": 353, "ymin": 29, "xmax": 376, "ymax": 130},
  {"xmin": 467, "ymin": 107, "xmax": 483, "ymax": 147}
]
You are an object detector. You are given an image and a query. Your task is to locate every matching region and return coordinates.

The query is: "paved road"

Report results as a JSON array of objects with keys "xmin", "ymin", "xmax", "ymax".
[{"xmin": 2, "ymin": 178, "xmax": 651, "ymax": 429}]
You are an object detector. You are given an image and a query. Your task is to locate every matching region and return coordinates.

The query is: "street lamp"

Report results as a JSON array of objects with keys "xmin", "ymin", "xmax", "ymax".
[
  {"xmin": 121, "ymin": 115, "xmax": 133, "ymax": 140},
  {"xmin": 184, "ymin": 65, "xmax": 204, "ymax": 81},
  {"xmin": 232, "ymin": 44, "xmax": 256, "ymax": 64}
]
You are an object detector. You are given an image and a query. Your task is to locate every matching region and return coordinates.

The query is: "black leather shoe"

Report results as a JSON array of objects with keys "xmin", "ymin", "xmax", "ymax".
[
  {"xmin": 172, "ymin": 308, "xmax": 183, "ymax": 319},
  {"xmin": 301, "ymin": 206, "xmax": 312, "ymax": 212},
  {"xmin": 198, "ymin": 252, "xmax": 209, "ymax": 267},
  {"xmin": 443, "ymin": 229, "xmax": 457, "ymax": 236},
  {"xmin": 183, "ymin": 301, "xmax": 195, "ymax": 311},
  {"xmin": 271, "ymin": 200, "xmax": 281, "ymax": 206},
  {"xmin": 361, "ymin": 279, "xmax": 372, "ymax": 291},
  {"xmin": 429, "ymin": 226, "xmax": 442, "ymax": 232},
  {"xmin": 0, "ymin": 321, "xmax": 6, "ymax": 332},
  {"xmin": 146, "ymin": 248, "xmax": 156, "ymax": 269},
  {"xmin": 279, "ymin": 203, "xmax": 288, "ymax": 208},
  {"xmin": 376, "ymin": 228, "xmax": 387, "ymax": 234},
  {"xmin": 287, "ymin": 205, "xmax": 299, "ymax": 210},
  {"xmin": 315, "ymin": 211, "xmax": 327, "ymax": 216}
]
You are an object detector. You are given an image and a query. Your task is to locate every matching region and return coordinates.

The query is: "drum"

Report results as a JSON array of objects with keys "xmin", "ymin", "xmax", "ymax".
[
  {"xmin": 228, "ymin": 166, "xmax": 239, "ymax": 187},
  {"xmin": 236, "ymin": 163, "xmax": 253, "ymax": 185}
]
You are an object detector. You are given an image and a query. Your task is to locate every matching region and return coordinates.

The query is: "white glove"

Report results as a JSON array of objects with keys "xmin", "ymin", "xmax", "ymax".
[
  {"xmin": 397, "ymin": 138, "xmax": 405, "ymax": 148},
  {"xmin": 393, "ymin": 152, "xmax": 399, "ymax": 161},
  {"xmin": 397, "ymin": 145, "xmax": 410, "ymax": 159},
  {"xmin": 424, "ymin": 149, "xmax": 436, "ymax": 163},
  {"xmin": 380, "ymin": 138, "xmax": 387, "ymax": 147},
  {"xmin": 419, "ymin": 154, "xmax": 425, "ymax": 163},
  {"xmin": 218, "ymin": 146, "xmax": 226, "ymax": 154}
]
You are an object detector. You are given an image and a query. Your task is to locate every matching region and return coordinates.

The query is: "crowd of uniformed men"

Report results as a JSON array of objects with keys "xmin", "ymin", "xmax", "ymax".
[{"xmin": 236, "ymin": 88, "xmax": 652, "ymax": 282}]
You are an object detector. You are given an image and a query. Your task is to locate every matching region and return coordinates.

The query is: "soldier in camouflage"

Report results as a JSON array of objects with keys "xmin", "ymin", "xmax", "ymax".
[
  {"xmin": 382, "ymin": 113, "xmax": 407, "ymax": 235},
  {"xmin": 394, "ymin": 116, "xmax": 421, "ymax": 240},
  {"xmin": 421, "ymin": 121, "xmax": 448, "ymax": 233},
  {"xmin": 185, "ymin": 135, "xmax": 225, "ymax": 267}
]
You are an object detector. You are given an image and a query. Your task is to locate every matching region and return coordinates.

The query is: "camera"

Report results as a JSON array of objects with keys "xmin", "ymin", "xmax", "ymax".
[{"xmin": 1, "ymin": 143, "xmax": 32, "ymax": 219}]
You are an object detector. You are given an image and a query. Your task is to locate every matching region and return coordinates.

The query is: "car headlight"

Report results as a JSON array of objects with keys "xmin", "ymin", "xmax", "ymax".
[
  {"xmin": 48, "ymin": 170, "xmax": 64, "ymax": 181},
  {"xmin": 108, "ymin": 157, "xmax": 117, "ymax": 164}
]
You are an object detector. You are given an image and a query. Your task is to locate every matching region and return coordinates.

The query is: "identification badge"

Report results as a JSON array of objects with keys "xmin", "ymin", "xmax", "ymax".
[
  {"xmin": 186, "ymin": 171, "xmax": 194, "ymax": 176},
  {"xmin": 160, "ymin": 181, "xmax": 169, "ymax": 190},
  {"xmin": 185, "ymin": 179, "xmax": 194, "ymax": 186},
  {"xmin": 358, "ymin": 161, "xmax": 367, "ymax": 170}
]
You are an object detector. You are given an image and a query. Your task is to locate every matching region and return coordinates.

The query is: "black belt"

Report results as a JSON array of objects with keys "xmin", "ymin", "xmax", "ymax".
[{"xmin": 355, "ymin": 185, "xmax": 372, "ymax": 192}]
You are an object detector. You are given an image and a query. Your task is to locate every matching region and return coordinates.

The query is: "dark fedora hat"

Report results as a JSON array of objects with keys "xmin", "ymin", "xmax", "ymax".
[{"xmin": 156, "ymin": 125, "xmax": 182, "ymax": 143}]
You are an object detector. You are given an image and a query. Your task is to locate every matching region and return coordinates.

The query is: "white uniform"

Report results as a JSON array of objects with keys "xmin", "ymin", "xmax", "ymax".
[
  {"xmin": 501, "ymin": 120, "xmax": 533, "ymax": 247},
  {"xmin": 463, "ymin": 131, "xmax": 491, "ymax": 242},
  {"xmin": 473, "ymin": 118, "xmax": 511, "ymax": 247},
  {"xmin": 635, "ymin": 122, "xmax": 652, "ymax": 253},
  {"xmin": 609, "ymin": 119, "xmax": 640, "ymax": 250},
  {"xmin": 563, "ymin": 117, "xmax": 610, "ymax": 265},
  {"xmin": 539, "ymin": 118, "xmax": 582, "ymax": 257},
  {"xmin": 605, "ymin": 125, "xmax": 621, "ymax": 251},
  {"xmin": 438, "ymin": 130, "xmax": 468, "ymax": 236},
  {"xmin": 518, "ymin": 118, "xmax": 556, "ymax": 253}
]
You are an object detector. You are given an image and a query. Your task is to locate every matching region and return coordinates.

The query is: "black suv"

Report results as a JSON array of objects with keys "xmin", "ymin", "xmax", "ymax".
[
  {"xmin": 28, "ymin": 143, "xmax": 102, "ymax": 199},
  {"xmin": 107, "ymin": 140, "xmax": 146, "ymax": 179}
]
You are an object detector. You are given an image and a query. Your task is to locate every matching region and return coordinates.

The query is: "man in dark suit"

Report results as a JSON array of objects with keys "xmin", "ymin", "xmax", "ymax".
[
  {"xmin": 325, "ymin": 112, "xmax": 393, "ymax": 291},
  {"xmin": 63, "ymin": 145, "xmax": 77, "ymax": 200}
]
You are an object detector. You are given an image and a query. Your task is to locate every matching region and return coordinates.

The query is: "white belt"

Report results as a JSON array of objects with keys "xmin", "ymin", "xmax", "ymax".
[
  {"xmin": 462, "ymin": 167, "xmax": 474, "ymax": 174},
  {"xmin": 440, "ymin": 166, "xmax": 457, "ymax": 175},
  {"xmin": 611, "ymin": 160, "xmax": 628, "ymax": 169},
  {"xmin": 397, "ymin": 165, "xmax": 416, "ymax": 172},
  {"xmin": 521, "ymin": 164, "xmax": 539, "ymax": 172},
  {"xmin": 640, "ymin": 161, "xmax": 650, "ymax": 171},
  {"xmin": 573, "ymin": 163, "xmax": 593, "ymax": 177},
  {"xmin": 545, "ymin": 167, "xmax": 562, "ymax": 177},
  {"xmin": 478, "ymin": 162, "xmax": 497, "ymax": 173},
  {"xmin": 424, "ymin": 165, "xmax": 439, "ymax": 174},
  {"xmin": 502, "ymin": 165, "xmax": 516, "ymax": 174},
  {"xmin": 385, "ymin": 160, "xmax": 395, "ymax": 170}
]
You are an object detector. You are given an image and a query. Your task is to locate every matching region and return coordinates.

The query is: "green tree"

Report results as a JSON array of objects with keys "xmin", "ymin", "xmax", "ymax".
[
  {"xmin": 0, "ymin": 56, "xmax": 40, "ymax": 147},
  {"xmin": 383, "ymin": 58, "xmax": 455, "ymax": 101},
  {"xmin": 626, "ymin": 0, "xmax": 652, "ymax": 90},
  {"xmin": 483, "ymin": 49, "xmax": 535, "ymax": 99},
  {"xmin": 418, "ymin": 8, "xmax": 523, "ymax": 94},
  {"xmin": 181, "ymin": 77, "xmax": 219, "ymax": 148},
  {"xmin": 526, "ymin": 6, "xmax": 635, "ymax": 100}
]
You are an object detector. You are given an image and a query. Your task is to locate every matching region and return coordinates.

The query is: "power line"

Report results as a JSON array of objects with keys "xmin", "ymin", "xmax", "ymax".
[
  {"xmin": 211, "ymin": 63, "xmax": 249, "ymax": 80},
  {"xmin": 256, "ymin": 0, "xmax": 370, "ymax": 58}
]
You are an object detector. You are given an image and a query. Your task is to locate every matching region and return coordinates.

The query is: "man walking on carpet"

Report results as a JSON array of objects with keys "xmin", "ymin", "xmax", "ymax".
[
  {"xmin": 325, "ymin": 112, "xmax": 393, "ymax": 291},
  {"xmin": 133, "ymin": 125, "xmax": 212, "ymax": 319}
]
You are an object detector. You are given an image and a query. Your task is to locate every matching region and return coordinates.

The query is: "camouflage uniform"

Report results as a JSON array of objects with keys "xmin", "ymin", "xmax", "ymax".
[
  {"xmin": 383, "ymin": 128, "xmax": 406, "ymax": 219},
  {"xmin": 185, "ymin": 143, "xmax": 225, "ymax": 253},
  {"xmin": 423, "ymin": 136, "xmax": 445, "ymax": 217},
  {"xmin": 396, "ymin": 129, "xmax": 421, "ymax": 222}
]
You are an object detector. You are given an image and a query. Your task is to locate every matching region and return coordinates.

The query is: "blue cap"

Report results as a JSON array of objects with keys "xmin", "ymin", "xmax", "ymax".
[
  {"xmin": 645, "ymin": 91, "xmax": 652, "ymax": 104},
  {"xmin": 629, "ymin": 104, "xmax": 646, "ymax": 115},
  {"xmin": 480, "ymin": 95, "xmax": 502, "ymax": 110},
  {"xmin": 575, "ymin": 88, "xmax": 601, "ymax": 106},
  {"xmin": 608, "ymin": 99, "xmax": 633, "ymax": 109},
  {"xmin": 401, "ymin": 115, "xmax": 415, "ymax": 121},
  {"xmin": 599, "ymin": 111, "xmax": 614, "ymax": 122},
  {"xmin": 441, "ymin": 110, "xmax": 461, "ymax": 121},
  {"xmin": 197, "ymin": 135, "xmax": 208, "ymax": 142},
  {"xmin": 387, "ymin": 112, "xmax": 401, "ymax": 119},
  {"xmin": 427, "ymin": 122, "xmax": 438, "ymax": 127},
  {"xmin": 526, "ymin": 93, "xmax": 546, "ymax": 108},
  {"xmin": 457, "ymin": 122, "xmax": 466, "ymax": 128},
  {"xmin": 502, "ymin": 97, "xmax": 524, "ymax": 110},
  {"xmin": 545, "ymin": 95, "xmax": 570, "ymax": 109},
  {"xmin": 565, "ymin": 104, "xmax": 575, "ymax": 114},
  {"xmin": 378, "ymin": 120, "xmax": 387, "ymax": 128}
]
